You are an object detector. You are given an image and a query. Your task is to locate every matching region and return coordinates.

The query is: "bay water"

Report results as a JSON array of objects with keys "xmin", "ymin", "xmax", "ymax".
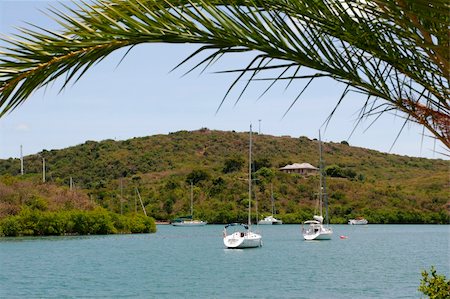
[{"xmin": 1, "ymin": 224, "xmax": 448, "ymax": 298}]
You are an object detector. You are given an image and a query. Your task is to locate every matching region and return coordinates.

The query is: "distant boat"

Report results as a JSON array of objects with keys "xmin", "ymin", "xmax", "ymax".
[
  {"xmin": 258, "ymin": 215, "xmax": 283, "ymax": 225},
  {"xmin": 258, "ymin": 184, "xmax": 282, "ymax": 225},
  {"xmin": 171, "ymin": 216, "xmax": 207, "ymax": 227},
  {"xmin": 172, "ymin": 182, "xmax": 207, "ymax": 227},
  {"xmin": 223, "ymin": 124, "xmax": 262, "ymax": 249},
  {"xmin": 302, "ymin": 132, "xmax": 333, "ymax": 241},
  {"xmin": 348, "ymin": 218, "xmax": 368, "ymax": 225}
]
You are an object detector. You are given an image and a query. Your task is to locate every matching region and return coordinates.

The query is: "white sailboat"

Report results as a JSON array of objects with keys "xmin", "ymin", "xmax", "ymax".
[
  {"xmin": 258, "ymin": 184, "xmax": 282, "ymax": 225},
  {"xmin": 223, "ymin": 124, "xmax": 262, "ymax": 248},
  {"xmin": 302, "ymin": 132, "xmax": 333, "ymax": 241},
  {"xmin": 172, "ymin": 182, "xmax": 207, "ymax": 227}
]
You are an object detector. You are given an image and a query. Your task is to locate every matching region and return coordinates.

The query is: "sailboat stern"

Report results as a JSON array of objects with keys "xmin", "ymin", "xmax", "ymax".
[
  {"xmin": 223, "ymin": 224, "xmax": 262, "ymax": 248},
  {"xmin": 302, "ymin": 220, "xmax": 333, "ymax": 241}
]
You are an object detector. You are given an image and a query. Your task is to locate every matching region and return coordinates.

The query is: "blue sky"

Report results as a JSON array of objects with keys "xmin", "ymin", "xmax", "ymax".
[{"xmin": 0, "ymin": 0, "xmax": 446, "ymax": 160}]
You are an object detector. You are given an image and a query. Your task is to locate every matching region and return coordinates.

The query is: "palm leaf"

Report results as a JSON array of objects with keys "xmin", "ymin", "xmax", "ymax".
[{"xmin": 0, "ymin": 0, "xmax": 448, "ymax": 148}]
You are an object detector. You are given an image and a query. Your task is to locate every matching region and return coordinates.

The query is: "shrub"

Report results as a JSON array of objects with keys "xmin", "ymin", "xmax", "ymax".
[
  {"xmin": 222, "ymin": 157, "xmax": 244, "ymax": 173},
  {"xmin": 0, "ymin": 208, "xmax": 156, "ymax": 236},
  {"xmin": 186, "ymin": 169, "xmax": 210, "ymax": 185},
  {"xmin": 25, "ymin": 195, "xmax": 48, "ymax": 211},
  {"xmin": 418, "ymin": 266, "xmax": 450, "ymax": 298},
  {"xmin": 0, "ymin": 216, "xmax": 21, "ymax": 236}
]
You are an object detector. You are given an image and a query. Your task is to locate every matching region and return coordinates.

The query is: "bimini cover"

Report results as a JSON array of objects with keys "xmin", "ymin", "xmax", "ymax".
[{"xmin": 313, "ymin": 215, "xmax": 324, "ymax": 223}]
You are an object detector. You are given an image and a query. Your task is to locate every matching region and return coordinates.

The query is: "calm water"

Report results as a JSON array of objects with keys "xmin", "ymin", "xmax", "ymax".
[{"xmin": 1, "ymin": 225, "xmax": 449, "ymax": 298}]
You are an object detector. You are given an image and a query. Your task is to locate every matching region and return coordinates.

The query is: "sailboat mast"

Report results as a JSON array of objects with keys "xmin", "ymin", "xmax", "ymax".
[
  {"xmin": 248, "ymin": 124, "xmax": 252, "ymax": 227},
  {"xmin": 271, "ymin": 183, "xmax": 274, "ymax": 217},
  {"xmin": 319, "ymin": 131, "xmax": 329, "ymax": 225},
  {"xmin": 319, "ymin": 132, "xmax": 323, "ymax": 217}
]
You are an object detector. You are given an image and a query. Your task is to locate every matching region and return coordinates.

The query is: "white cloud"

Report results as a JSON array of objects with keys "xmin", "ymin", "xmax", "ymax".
[{"xmin": 15, "ymin": 123, "xmax": 30, "ymax": 131}]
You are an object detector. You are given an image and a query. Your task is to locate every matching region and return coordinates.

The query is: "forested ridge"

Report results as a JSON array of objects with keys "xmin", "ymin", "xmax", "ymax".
[{"xmin": 1, "ymin": 129, "xmax": 448, "ymax": 226}]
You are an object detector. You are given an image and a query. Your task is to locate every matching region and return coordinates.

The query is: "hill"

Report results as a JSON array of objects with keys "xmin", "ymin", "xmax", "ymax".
[{"xmin": 1, "ymin": 129, "xmax": 448, "ymax": 224}]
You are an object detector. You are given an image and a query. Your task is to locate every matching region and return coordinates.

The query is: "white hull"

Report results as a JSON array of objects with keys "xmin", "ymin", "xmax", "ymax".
[
  {"xmin": 172, "ymin": 220, "xmax": 207, "ymax": 227},
  {"xmin": 258, "ymin": 216, "xmax": 282, "ymax": 225},
  {"xmin": 303, "ymin": 229, "xmax": 333, "ymax": 240},
  {"xmin": 348, "ymin": 219, "xmax": 368, "ymax": 225},
  {"xmin": 302, "ymin": 221, "xmax": 333, "ymax": 241},
  {"xmin": 258, "ymin": 220, "xmax": 282, "ymax": 225},
  {"xmin": 223, "ymin": 231, "xmax": 262, "ymax": 248}
]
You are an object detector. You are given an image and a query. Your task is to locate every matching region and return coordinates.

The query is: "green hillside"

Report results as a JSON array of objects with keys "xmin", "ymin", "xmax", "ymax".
[{"xmin": 1, "ymin": 129, "xmax": 448, "ymax": 224}]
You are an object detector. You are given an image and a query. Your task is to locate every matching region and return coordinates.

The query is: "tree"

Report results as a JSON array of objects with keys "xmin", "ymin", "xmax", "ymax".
[
  {"xmin": 0, "ymin": 0, "xmax": 448, "ymax": 148},
  {"xmin": 418, "ymin": 266, "xmax": 450, "ymax": 299},
  {"xmin": 222, "ymin": 157, "xmax": 244, "ymax": 174},
  {"xmin": 186, "ymin": 169, "xmax": 210, "ymax": 185}
]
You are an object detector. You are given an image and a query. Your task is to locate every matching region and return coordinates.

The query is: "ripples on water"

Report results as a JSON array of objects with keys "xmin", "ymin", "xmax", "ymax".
[{"xmin": 0, "ymin": 225, "xmax": 448, "ymax": 298}]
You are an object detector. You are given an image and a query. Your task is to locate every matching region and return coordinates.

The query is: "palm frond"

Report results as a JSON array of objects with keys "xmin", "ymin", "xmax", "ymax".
[{"xmin": 0, "ymin": 0, "xmax": 448, "ymax": 147}]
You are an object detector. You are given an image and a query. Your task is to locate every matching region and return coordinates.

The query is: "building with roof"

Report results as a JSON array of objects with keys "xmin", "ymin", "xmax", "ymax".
[{"xmin": 279, "ymin": 163, "xmax": 319, "ymax": 176}]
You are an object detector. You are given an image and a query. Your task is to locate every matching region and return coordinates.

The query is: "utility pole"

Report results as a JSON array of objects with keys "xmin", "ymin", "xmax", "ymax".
[
  {"xmin": 42, "ymin": 157, "xmax": 46, "ymax": 183},
  {"xmin": 20, "ymin": 145, "xmax": 24, "ymax": 175},
  {"xmin": 120, "ymin": 178, "xmax": 123, "ymax": 215},
  {"xmin": 258, "ymin": 119, "xmax": 262, "ymax": 134},
  {"xmin": 134, "ymin": 188, "xmax": 138, "ymax": 213}
]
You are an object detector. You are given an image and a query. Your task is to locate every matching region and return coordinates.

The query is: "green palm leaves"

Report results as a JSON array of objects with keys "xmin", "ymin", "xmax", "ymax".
[{"xmin": 0, "ymin": 0, "xmax": 448, "ymax": 147}]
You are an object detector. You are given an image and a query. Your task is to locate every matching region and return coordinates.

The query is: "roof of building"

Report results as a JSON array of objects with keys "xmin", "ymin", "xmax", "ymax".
[{"xmin": 279, "ymin": 163, "xmax": 319, "ymax": 170}]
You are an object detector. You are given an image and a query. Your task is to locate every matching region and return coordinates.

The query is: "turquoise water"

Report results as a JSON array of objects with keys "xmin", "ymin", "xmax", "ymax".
[{"xmin": 1, "ymin": 225, "xmax": 448, "ymax": 298}]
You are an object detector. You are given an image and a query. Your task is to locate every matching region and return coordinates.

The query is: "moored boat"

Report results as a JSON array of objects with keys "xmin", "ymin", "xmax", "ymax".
[
  {"xmin": 302, "ymin": 132, "xmax": 333, "ymax": 241},
  {"xmin": 223, "ymin": 124, "xmax": 262, "ymax": 249},
  {"xmin": 223, "ymin": 223, "xmax": 262, "ymax": 248},
  {"xmin": 258, "ymin": 215, "xmax": 282, "ymax": 225},
  {"xmin": 172, "ymin": 217, "xmax": 207, "ymax": 226},
  {"xmin": 171, "ymin": 182, "xmax": 207, "ymax": 227},
  {"xmin": 348, "ymin": 218, "xmax": 368, "ymax": 225},
  {"xmin": 302, "ymin": 220, "xmax": 333, "ymax": 240},
  {"xmin": 258, "ymin": 184, "xmax": 282, "ymax": 225}
]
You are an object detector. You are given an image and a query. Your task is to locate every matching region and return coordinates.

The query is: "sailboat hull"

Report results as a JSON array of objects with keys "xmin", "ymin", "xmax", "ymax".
[
  {"xmin": 172, "ymin": 220, "xmax": 207, "ymax": 227},
  {"xmin": 302, "ymin": 221, "xmax": 333, "ymax": 241},
  {"xmin": 303, "ymin": 230, "xmax": 333, "ymax": 240},
  {"xmin": 258, "ymin": 216, "xmax": 282, "ymax": 225},
  {"xmin": 223, "ymin": 231, "xmax": 262, "ymax": 248}
]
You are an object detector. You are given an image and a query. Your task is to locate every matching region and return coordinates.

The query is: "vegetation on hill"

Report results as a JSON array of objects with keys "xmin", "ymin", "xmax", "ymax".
[
  {"xmin": 0, "ymin": 129, "xmax": 448, "ymax": 226},
  {"xmin": 0, "ymin": 175, "xmax": 156, "ymax": 237}
]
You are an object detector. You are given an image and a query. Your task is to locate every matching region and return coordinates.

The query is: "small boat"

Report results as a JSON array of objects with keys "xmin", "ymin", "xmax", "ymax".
[
  {"xmin": 223, "ymin": 124, "xmax": 262, "ymax": 249},
  {"xmin": 348, "ymin": 218, "xmax": 368, "ymax": 225},
  {"xmin": 302, "ymin": 132, "xmax": 333, "ymax": 241},
  {"xmin": 172, "ymin": 182, "xmax": 207, "ymax": 227},
  {"xmin": 258, "ymin": 184, "xmax": 282, "ymax": 225},
  {"xmin": 302, "ymin": 216, "xmax": 333, "ymax": 241},
  {"xmin": 258, "ymin": 215, "xmax": 283, "ymax": 225},
  {"xmin": 223, "ymin": 223, "xmax": 262, "ymax": 248},
  {"xmin": 171, "ymin": 216, "xmax": 207, "ymax": 227}
]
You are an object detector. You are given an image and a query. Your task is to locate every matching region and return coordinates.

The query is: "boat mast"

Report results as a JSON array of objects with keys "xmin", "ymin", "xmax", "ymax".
[
  {"xmin": 319, "ymin": 131, "xmax": 329, "ymax": 225},
  {"xmin": 135, "ymin": 187, "xmax": 147, "ymax": 216},
  {"xmin": 271, "ymin": 183, "xmax": 274, "ymax": 217},
  {"xmin": 248, "ymin": 124, "xmax": 252, "ymax": 227},
  {"xmin": 318, "ymin": 132, "xmax": 323, "ymax": 217}
]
